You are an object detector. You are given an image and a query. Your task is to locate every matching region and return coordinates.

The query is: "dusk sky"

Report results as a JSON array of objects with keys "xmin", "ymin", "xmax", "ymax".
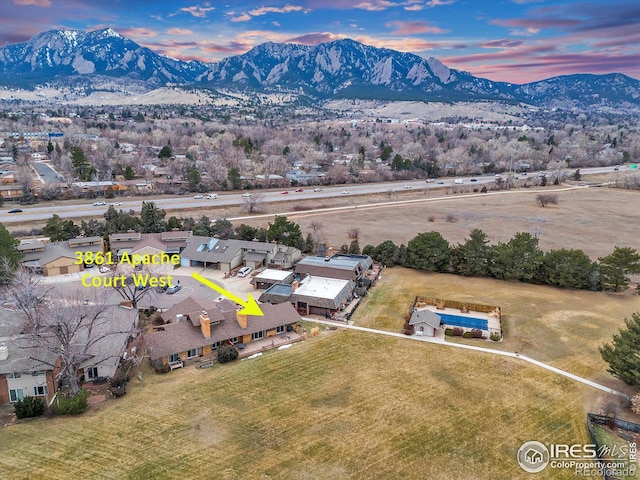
[{"xmin": 3, "ymin": 0, "xmax": 640, "ymax": 84}]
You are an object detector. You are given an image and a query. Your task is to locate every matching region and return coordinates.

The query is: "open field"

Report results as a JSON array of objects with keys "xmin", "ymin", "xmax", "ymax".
[
  {"xmin": 0, "ymin": 320, "xmax": 595, "ymax": 479},
  {"xmin": 2, "ymin": 271, "xmax": 639, "ymax": 478},
  {"xmin": 239, "ymin": 186, "xmax": 640, "ymax": 260}
]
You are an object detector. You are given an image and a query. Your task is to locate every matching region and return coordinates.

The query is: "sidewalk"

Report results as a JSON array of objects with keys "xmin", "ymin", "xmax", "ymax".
[{"xmin": 303, "ymin": 317, "xmax": 629, "ymax": 399}]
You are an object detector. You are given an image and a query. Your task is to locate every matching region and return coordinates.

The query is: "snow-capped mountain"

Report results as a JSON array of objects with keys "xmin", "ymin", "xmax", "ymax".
[
  {"xmin": 0, "ymin": 28, "xmax": 209, "ymax": 87},
  {"xmin": 1, "ymin": 28, "xmax": 640, "ymax": 108}
]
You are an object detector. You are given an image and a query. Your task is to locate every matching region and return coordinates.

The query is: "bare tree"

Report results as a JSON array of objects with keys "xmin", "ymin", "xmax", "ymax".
[
  {"xmin": 2, "ymin": 267, "xmax": 51, "ymax": 328},
  {"xmin": 25, "ymin": 290, "xmax": 135, "ymax": 394},
  {"xmin": 348, "ymin": 227, "xmax": 360, "ymax": 239},
  {"xmin": 243, "ymin": 192, "xmax": 265, "ymax": 213},
  {"xmin": 536, "ymin": 194, "xmax": 558, "ymax": 207}
]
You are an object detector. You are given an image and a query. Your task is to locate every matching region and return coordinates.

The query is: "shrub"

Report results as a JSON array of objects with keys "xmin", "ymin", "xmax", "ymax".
[
  {"xmin": 428, "ymin": 215, "xmax": 436, "ymax": 222},
  {"xmin": 490, "ymin": 332, "xmax": 501, "ymax": 342},
  {"xmin": 453, "ymin": 327, "xmax": 464, "ymax": 337},
  {"xmin": 462, "ymin": 332, "xmax": 473, "ymax": 339},
  {"xmin": 14, "ymin": 396, "xmax": 46, "ymax": 419},
  {"xmin": 52, "ymin": 390, "xmax": 89, "ymax": 415},
  {"xmin": 471, "ymin": 329, "xmax": 483, "ymax": 338},
  {"xmin": 217, "ymin": 344, "xmax": 239, "ymax": 364},
  {"xmin": 444, "ymin": 328, "xmax": 454, "ymax": 336}
]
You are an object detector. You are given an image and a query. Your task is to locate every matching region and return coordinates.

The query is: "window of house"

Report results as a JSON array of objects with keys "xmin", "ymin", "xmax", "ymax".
[
  {"xmin": 9, "ymin": 389, "xmax": 24, "ymax": 403},
  {"xmin": 187, "ymin": 349, "xmax": 198, "ymax": 358},
  {"xmin": 87, "ymin": 367, "xmax": 98, "ymax": 379},
  {"xmin": 7, "ymin": 373, "xmax": 21, "ymax": 379},
  {"xmin": 230, "ymin": 337, "xmax": 238, "ymax": 343},
  {"xmin": 168, "ymin": 353, "xmax": 180, "ymax": 363},
  {"xmin": 33, "ymin": 385, "xmax": 48, "ymax": 396},
  {"xmin": 211, "ymin": 341, "xmax": 221, "ymax": 350},
  {"xmin": 251, "ymin": 331, "xmax": 264, "ymax": 340},
  {"xmin": 276, "ymin": 325, "xmax": 285, "ymax": 334},
  {"xmin": 32, "ymin": 371, "xmax": 46, "ymax": 377}
]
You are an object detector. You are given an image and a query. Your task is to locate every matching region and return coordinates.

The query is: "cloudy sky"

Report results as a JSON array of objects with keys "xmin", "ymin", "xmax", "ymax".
[{"xmin": 3, "ymin": 0, "xmax": 640, "ymax": 84}]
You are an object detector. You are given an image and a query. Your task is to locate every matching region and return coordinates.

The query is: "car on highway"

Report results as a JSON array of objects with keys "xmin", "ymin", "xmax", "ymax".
[
  {"xmin": 341, "ymin": 190, "xmax": 350, "ymax": 194},
  {"xmin": 437, "ymin": 181, "xmax": 445, "ymax": 185},
  {"xmin": 313, "ymin": 188, "xmax": 323, "ymax": 192},
  {"xmin": 205, "ymin": 193, "xmax": 218, "ymax": 199},
  {"xmin": 166, "ymin": 284, "xmax": 182, "ymax": 294},
  {"xmin": 295, "ymin": 188, "xmax": 304, "ymax": 192},
  {"xmin": 92, "ymin": 201, "xmax": 107, "ymax": 206},
  {"xmin": 470, "ymin": 178, "xmax": 478, "ymax": 182},
  {"xmin": 8, "ymin": 208, "xmax": 22, "ymax": 213},
  {"xmin": 614, "ymin": 166, "xmax": 620, "ymax": 171},
  {"xmin": 281, "ymin": 191, "xmax": 289, "ymax": 195},
  {"xmin": 426, "ymin": 178, "xmax": 435, "ymax": 183},
  {"xmin": 193, "ymin": 194, "xmax": 204, "ymax": 199},
  {"xmin": 403, "ymin": 185, "xmax": 412, "ymax": 189},
  {"xmin": 111, "ymin": 202, "xmax": 122, "ymax": 206},
  {"xmin": 242, "ymin": 192, "xmax": 252, "ymax": 197},
  {"xmin": 237, "ymin": 266, "xmax": 253, "ymax": 278}
]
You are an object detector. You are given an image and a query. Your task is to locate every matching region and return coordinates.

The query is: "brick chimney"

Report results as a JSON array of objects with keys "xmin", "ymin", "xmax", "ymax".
[
  {"xmin": 236, "ymin": 311, "xmax": 247, "ymax": 329},
  {"xmin": 199, "ymin": 310, "xmax": 211, "ymax": 338}
]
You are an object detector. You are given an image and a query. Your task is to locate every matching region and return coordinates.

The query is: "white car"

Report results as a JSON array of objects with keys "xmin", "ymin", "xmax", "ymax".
[
  {"xmin": 92, "ymin": 201, "xmax": 106, "ymax": 206},
  {"xmin": 313, "ymin": 188, "xmax": 323, "ymax": 192},
  {"xmin": 404, "ymin": 185, "xmax": 413, "ymax": 189},
  {"xmin": 237, "ymin": 266, "xmax": 253, "ymax": 278},
  {"xmin": 242, "ymin": 192, "xmax": 252, "ymax": 197},
  {"xmin": 341, "ymin": 190, "xmax": 350, "ymax": 194},
  {"xmin": 193, "ymin": 194, "xmax": 204, "ymax": 199},
  {"xmin": 111, "ymin": 202, "xmax": 122, "ymax": 206},
  {"xmin": 205, "ymin": 194, "xmax": 218, "ymax": 199}
]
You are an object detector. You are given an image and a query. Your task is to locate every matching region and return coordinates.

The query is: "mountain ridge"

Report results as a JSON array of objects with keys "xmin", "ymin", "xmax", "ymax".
[{"xmin": 1, "ymin": 28, "xmax": 640, "ymax": 108}]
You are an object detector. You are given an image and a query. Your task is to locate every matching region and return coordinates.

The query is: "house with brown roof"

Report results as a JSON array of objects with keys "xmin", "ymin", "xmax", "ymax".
[
  {"xmin": 146, "ymin": 297, "xmax": 301, "ymax": 370},
  {"xmin": 294, "ymin": 254, "xmax": 373, "ymax": 284},
  {"xmin": 19, "ymin": 236, "xmax": 105, "ymax": 276},
  {"xmin": 108, "ymin": 230, "xmax": 192, "ymax": 259}
]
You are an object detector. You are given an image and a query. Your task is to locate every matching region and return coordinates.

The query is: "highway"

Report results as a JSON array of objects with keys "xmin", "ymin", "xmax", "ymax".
[{"xmin": 0, "ymin": 165, "xmax": 627, "ymax": 224}]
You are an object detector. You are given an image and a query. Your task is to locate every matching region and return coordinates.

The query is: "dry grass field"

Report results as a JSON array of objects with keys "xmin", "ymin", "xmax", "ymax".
[
  {"xmin": 1, "ymin": 267, "xmax": 639, "ymax": 479},
  {"xmin": 2, "ymin": 185, "xmax": 639, "ymax": 478}
]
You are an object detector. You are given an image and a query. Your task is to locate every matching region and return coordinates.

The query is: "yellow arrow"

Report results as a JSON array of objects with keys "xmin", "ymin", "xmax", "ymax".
[{"xmin": 191, "ymin": 272, "xmax": 264, "ymax": 316}]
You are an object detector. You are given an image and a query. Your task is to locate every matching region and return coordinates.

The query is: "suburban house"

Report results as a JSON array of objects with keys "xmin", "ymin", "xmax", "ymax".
[
  {"xmin": 146, "ymin": 296, "xmax": 301, "ymax": 369},
  {"xmin": 108, "ymin": 230, "xmax": 192, "ymax": 259},
  {"xmin": 259, "ymin": 275, "xmax": 356, "ymax": 318},
  {"xmin": 294, "ymin": 254, "xmax": 374, "ymax": 285},
  {"xmin": 408, "ymin": 309, "xmax": 442, "ymax": 337},
  {"xmin": 250, "ymin": 269, "xmax": 296, "ymax": 290},
  {"xmin": 19, "ymin": 236, "xmax": 105, "ymax": 276},
  {"xmin": 179, "ymin": 236, "xmax": 301, "ymax": 273},
  {"xmin": 0, "ymin": 303, "xmax": 137, "ymax": 405}
]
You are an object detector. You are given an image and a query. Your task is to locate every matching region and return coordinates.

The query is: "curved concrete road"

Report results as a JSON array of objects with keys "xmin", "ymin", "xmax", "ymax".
[{"xmin": 304, "ymin": 317, "xmax": 629, "ymax": 398}]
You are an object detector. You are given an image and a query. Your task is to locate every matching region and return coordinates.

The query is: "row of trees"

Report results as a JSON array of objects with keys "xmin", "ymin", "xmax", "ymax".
[{"xmin": 361, "ymin": 229, "xmax": 640, "ymax": 292}]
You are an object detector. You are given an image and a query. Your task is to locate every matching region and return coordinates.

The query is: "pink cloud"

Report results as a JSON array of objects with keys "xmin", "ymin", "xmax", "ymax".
[
  {"xmin": 11, "ymin": 0, "xmax": 51, "ymax": 6},
  {"xmin": 166, "ymin": 28, "xmax": 194, "ymax": 36},
  {"xmin": 248, "ymin": 5, "xmax": 305, "ymax": 16},
  {"xmin": 491, "ymin": 18, "xmax": 580, "ymax": 29},
  {"xmin": 119, "ymin": 27, "xmax": 157, "ymax": 39},
  {"xmin": 287, "ymin": 32, "xmax": 346, "ymax": 45},
  {"xmin": 230, "ymin": 13, "xmax": 252, "ymax": 22},
  {"xmin": 385, "ymin": 20, "xmax": 448, "ymax": 35},
  {"xmin": 353, "ymin": 1, "xmax": 398, "ymax": 11},
  {"xmin": 481, "ymin": 39, "xmax": 525, "ymax": 48}
]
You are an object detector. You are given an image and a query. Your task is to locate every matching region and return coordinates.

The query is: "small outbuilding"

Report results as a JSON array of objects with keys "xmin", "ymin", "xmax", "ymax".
[{"xmin": 408, "ymin": 309, "xmax": 441, "ymax": 337}]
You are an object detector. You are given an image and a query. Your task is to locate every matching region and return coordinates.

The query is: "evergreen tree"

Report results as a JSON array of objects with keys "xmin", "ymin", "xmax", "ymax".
[
  {"xmin": 47, "ymin": 140, "xmax": 54, "ymax": 154},
  {"xmin": 600, "ymin": 313, "xmax": 640, "ymax": 387},
  {"xmin": 0, "ymin": 222, "xmax": 21, "ymax": 285},
  {"xmin": 123, "ymin": 165, "xmax": 135, "ymax": 180},
  {"xmin": 227, "ymin": 168, "xmax": 242, "ymax": 190},
  {"xmin": 598, "ymin": 247, "xmax": 640, "ymax": 292},
  {"xmin": 211, "ymin": 219, "xmax": 235, "ymax": 239},
  {"xmin": 304, "ymin": 233, "xmax": 315, "ymax": 254},
  {"xmin": 406, "ymin": 232, "xmax": 450, "ymax": 272},
  {"xmin": 43, "ymin": 215, "xmax": 81, "ymax": 241},
  {"xmin": 348, "ymin": 239, "xmax": 361, "ymax": 255},
  {"xmin": 490, "ymin": 232, "xmax": 543, "ymax": 281},
  {"xmin": 140, "ymin": 201, "xmax": 166, "ymax": 233},
  {"xmin": 539, "ymin": 249, "xmax": 596, "ymax": 289},
  {"xmin": 267, "ymin": 216, "xmax": 303, "ymax": 249},
  {"xmin": 158, "ymin": 145, "xmax": 173, "ymax": 159},
  {"xmin": 450, "ymin": 229, "xmax": 491, "ymax": 276}
]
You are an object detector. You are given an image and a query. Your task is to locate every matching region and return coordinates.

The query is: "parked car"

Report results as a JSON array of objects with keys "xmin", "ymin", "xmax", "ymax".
[
  {"xmin": 8, "ymin": 208, "xmax": 22, "ymax": 213},
  {"xmin": 313, "ymin": 187, "xmax": 323, "ymax": 192},
  {"xmin": 295, "ymin": 188, "xmax": 304, "ymax": 192},
  {"xmin": 242, "ymin": 192, "xmax": 252, "ymax": 197},
  {"xmin": 166, "ymin": 284, "xmax": 182, "ymax": 294},
  {"xmin": 92, "ymin": 201, "xmax": 107, "ymax": 206},
  {"xmin": 205, "ymin": 193, "xmax": 218, "ymax": 199},
  {"xmin": 237, "ymin": 266, "xmax": 253, "ymax": 278},
  {"xmin": 193, "ymin": 194, "xmax": 204, "ymax": 199}
]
